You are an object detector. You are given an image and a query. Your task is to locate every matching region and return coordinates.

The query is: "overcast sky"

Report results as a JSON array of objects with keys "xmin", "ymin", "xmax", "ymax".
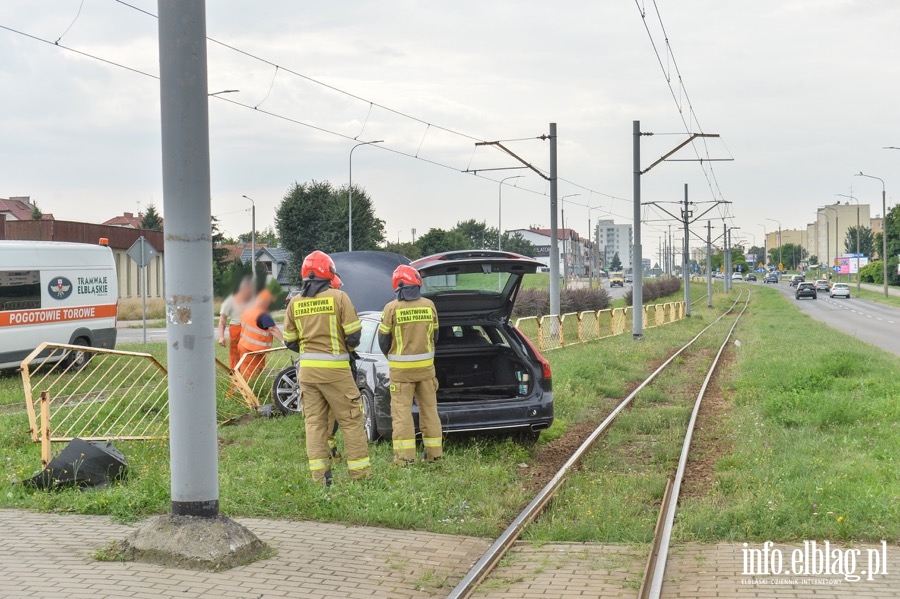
[{"xmin": 2, "ymin": 0, "xmax": 899, "ymax": 260}]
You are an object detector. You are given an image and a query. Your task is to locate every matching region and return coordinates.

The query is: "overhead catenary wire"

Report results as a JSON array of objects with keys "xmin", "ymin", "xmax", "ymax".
[
  {"xmin": 108, "ymin": 0, "xmax": 637, "ymax": 211},
  {"xmin": 632, "ymin": 0, "xmax": 731, "ymax": 209},
  {"xmin": 2, "ymin": 18, "xmax": 659, "ymax": 236}
]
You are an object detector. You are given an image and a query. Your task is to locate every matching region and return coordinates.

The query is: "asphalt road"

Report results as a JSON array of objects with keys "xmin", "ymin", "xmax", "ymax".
[
  {"xmin": 765, "ymin": 281, "xmax": 900, "ymax": 356},
  {"xmin": 116, "ymin": 326, "xmax": 167, "ymax": 344}
]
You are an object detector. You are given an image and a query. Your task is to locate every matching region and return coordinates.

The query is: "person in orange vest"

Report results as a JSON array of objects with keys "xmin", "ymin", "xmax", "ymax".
[
  {"xmin": 218, "ymin": 276, "xmax": 253, "ymax": 369},
  {"xmin": 237, "ymin": 289, "xmax": 283, "ymax": 379},
  {"xmin": 283, "ymin": 251, "xmax": 370, "ymax": 485},
  {"xmin": 378, "ymin": 265, "xmax": 442, "ymax": 465}
]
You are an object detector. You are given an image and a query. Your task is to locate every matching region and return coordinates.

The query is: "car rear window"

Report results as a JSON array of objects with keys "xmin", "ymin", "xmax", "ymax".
[{"xmin": 422, "ymin": 272, "xmax": 513, "ymax": 295}]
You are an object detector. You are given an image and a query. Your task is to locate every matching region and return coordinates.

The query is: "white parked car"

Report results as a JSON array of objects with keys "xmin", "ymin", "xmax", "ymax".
[
  {"xmin": 731, "ymin": 272, "xmax": 743, "ymax": 280},
  {"xmin": 829, "ymin": 283, "xmax": 851, "ymax": 299}
]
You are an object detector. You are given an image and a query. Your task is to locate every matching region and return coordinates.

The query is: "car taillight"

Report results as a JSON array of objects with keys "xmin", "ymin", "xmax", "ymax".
[{"xmin": 514, "ymin": 327, "xmax": 552, "ymax": 391}]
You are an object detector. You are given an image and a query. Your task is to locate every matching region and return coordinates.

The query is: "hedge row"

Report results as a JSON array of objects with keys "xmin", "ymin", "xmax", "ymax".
[
  {"xmin": 623, "ymin": 277, "xmax": 682, "ymax": 305},
  {"xmin": 513, "ymin": 288, "xmax": 611, "ymax": 319}
]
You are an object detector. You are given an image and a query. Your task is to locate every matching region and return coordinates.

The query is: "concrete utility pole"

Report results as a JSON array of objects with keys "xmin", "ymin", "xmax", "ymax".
[
  {"xmin": 549, "ymin": 123, "xmax": 560, "ymax": 317},
  {"xmin": 723, "ymin": 223, "xmax": 730, "ymax": 293},
  {"xmin": 158, "ymin": 0, "xmax": 219, "ymax": 520},
  {"xmin": 706, "ymin": 221, "xmax": 713, "ymax": 307},
  {"xmin": 125, "ymin": 0, "xmax": 264, "ymax": 571},
  {"xmin": 683, "ymin": 184, "xmax": 691, "ymax": 315},
  {"xmin": 855, "ymin": 172, "xmax": 888, "ymax": 297},
  {"xmin": 632, "ymin": 121, "xmax": 644, "ymax": 339},
  {"xmin": 631, "ymin": 124, "xmax": 723, "ymax": 339}
]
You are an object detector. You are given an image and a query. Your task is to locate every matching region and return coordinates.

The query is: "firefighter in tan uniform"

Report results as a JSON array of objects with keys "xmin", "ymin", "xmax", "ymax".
[
  {"xmin": 283, "ymin": 251, "xmax": 371, "ymax": 485},
  {"xmin": 378, "ymin": 265, "xmax": 442, "ymax": 465}
]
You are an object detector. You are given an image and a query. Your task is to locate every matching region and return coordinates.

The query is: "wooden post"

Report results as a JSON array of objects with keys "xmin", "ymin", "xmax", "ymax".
[{"xmin": 40, "ymin": 391, "xmax": 51, "ymax": 469}]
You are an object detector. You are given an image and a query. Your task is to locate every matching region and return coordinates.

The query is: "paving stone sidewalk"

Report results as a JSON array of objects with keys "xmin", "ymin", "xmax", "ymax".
[
  {"xmin": 0, "ymin": 509, "xmax": 489, "ymax": 599},
  {"xmin": 3, "ymin": 509, "xmax": 897, "ymax": 598}
]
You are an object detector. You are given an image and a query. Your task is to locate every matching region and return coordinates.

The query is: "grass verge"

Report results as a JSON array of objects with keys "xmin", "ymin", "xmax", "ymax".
[{"xmin": 526, "ymin": 285, "xmax": 900, "ymax": 543}]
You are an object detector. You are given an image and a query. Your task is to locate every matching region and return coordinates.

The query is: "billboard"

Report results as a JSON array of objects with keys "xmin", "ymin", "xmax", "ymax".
[{"xmin": 838, "ymin": 255, "xmax": 869, "ymax": 274}]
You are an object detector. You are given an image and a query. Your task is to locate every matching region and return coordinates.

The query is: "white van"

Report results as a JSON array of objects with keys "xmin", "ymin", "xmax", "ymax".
[{"xmin": 0, "ymin": 240, "xmax": 118, "ymax": 370}]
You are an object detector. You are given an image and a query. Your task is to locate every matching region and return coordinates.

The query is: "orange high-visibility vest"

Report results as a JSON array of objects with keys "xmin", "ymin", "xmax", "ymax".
[{"xmin": 238, "ymin": 306, "xmax": 273, "ymax": 352}]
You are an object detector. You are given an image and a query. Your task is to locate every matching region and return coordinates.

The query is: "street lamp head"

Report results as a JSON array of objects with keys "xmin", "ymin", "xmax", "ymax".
[{"xmin": 208, "ymin": 89, "xmax": 239, "ymax": 97}]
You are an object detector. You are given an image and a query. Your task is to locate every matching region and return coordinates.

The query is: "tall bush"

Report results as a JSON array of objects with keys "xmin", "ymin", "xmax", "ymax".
[{"xmin": 512, "ymin": 288, "xmax": 610, "ymax": 319}]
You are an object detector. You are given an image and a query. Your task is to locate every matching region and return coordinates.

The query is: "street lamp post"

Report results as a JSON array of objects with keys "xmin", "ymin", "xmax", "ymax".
[
  {"xmin": 856, "ymin": 171, "xmax": 889, "ymax": 298},
  {"xmin": 836, "ymin": 194, "xmax": 861, "ymax": 292},
  {"xmin": 348, "ymin": 140, "xmax": 384, "ymax": 251},
  {"xmin": 241, "ymin": 195, "xmax": 256, "ymax": 285},
  {"xmin": 587, "ymin": 206, "xmax": 608, "ymax": 288},
  {"xmin": 757, "ymin": 223, "xmax": 767, "ymax": 268},
  {"xmin": 498, "ymin": 175, "xmax": 524, "ymax": 251},
  {"xmin": 820, "ymin": 206, "xmax": 838, "ymax": 280},
  {"xmin": 765, "ymin": 218, "xmax": 782, "ymax": 271},
  {"xmin": 560, "ymin": 194, "xmax": 581, "ymax": 282}
]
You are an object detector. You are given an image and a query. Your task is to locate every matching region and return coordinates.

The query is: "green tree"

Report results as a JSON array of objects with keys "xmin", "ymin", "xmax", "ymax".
[
  {"xmin": 239, "ymin": 226, "xmax": 279, "ymax": 247},
  {"xmin": 768, "ymin": 243, "xmax": 805, "ymax": 270},
  {"xmin": 140, "ymin": 204, "xmax": 163, "ymax": 231},
  {"xmin": 275, "ymin": 181, "xmax": 386, "ymax": 282},
  {"xmin": 808, "ymin": 255, "xmax": 819, "ymax": 265},
  {"xmin": 610, "ymin": 252, "xmax": 622, "ymax": 271},
  {"xmin": 381, "ymin": 241, "xmax": 422, "ymax": 260},
  {"xmin": 416, "ymin": 228, "xmax": 472, "ymax": 256},
  {"xmin": 500, "ymin": 231, "xmax": 536, "ymax": 257},
  {"xmin": 453, "ymin": 219, "xmax": 496, "ymax": 249},
  {"xmin": 30, "ymin": 201, "xmax": 42, "ymax": 220},
  {"xmin": 844, "ymin": 225, "xmax": 875, "ymax": 258}
]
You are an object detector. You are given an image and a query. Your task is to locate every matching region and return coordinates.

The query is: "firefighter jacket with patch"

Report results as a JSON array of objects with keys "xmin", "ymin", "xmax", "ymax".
[
  {"xmin": 284, "ymin": 288, "xmax": 362, "ymax": 382},
  {"xmin": 378, "ymin": 296, "xmax": 439, "ymax": 383}
]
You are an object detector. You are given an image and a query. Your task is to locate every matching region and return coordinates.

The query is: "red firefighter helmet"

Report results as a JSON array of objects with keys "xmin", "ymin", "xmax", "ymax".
[
  {"xmin": 392, "ymin": 264, "xmax": 422, "ymax": 290},
  {"xmin": 301, "ymin": 250, "xmax": 336, "ymax": 281},
  {"xmin": 331, "ymin": 275, "xmax": 343, "ymax": 289}
]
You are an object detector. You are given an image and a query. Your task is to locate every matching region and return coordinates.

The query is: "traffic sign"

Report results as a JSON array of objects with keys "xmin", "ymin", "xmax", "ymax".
[
  {"xmin": 778, "ymin": 262, "xmax": 784, "ymax": 271},
  {"xmin": 126, "ymin": 236, "xmax": 158, "ymax": 344},
  {"xmin": 758, "ymin": 262, "xmax": 765, "ymax": 268},
  {"xmin": 127, "ymin": 236, "xmax": 158, "ymax": 267},
  {"xmin": 832, "ymin": 265, "xmax": 840, "ymax": 273},
  {"xmin": 757, "ymin": 267, "xmax": 766, "ymax": 273},
  {"xmin": 737, "ymin": 264, "xmax": 742, "ymax": 272}
]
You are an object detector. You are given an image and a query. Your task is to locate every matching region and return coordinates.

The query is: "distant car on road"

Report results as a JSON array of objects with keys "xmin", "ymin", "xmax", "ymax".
[
  {"xmin": 814, "ymin": 279, "xmax": 830, "ymax": 292},
  {"xmin": 731, "ymin": 272, "xmax": 743, "ymax": 280},
  {"xmin": 795, "ymin": 281, "xmax": 817, "ymax": 300},
  {"xmin": 624, "ymin": 274, "xmax": 633, "ymax": 283},
  {"xmin": 745, "ymin": 274, "xmax": 757, "ymax": 281},
  {"xmin": 830, "ymin": 283, "xmax": 851, "ymax": 298},
  {"xmin": 790, "ymin": 274, "xmax": 805, "ymax": 287},
  {"xmin": 764, "ymin": 273, "xmax": 779, "ymax": 284},
  {"xmin": 610, "ymin": 271, "xmax": 625, "ymax": 287}
]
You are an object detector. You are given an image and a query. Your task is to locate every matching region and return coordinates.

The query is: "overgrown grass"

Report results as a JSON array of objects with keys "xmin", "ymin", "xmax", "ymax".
[
  {"xmin": 674, "ymin": 287, "xmax": 900, "ymax": 542},
  {"xmin": 527, "ymin": 286, "xmax": 900, "ymax": 543},
  {"xmin": 0, "ymin": 301, "xmax": 731, "ymax": 536}
]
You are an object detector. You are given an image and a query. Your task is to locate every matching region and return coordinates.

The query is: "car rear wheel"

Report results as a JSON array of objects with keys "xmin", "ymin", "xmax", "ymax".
[
  {"xmin": 272, "ymin": 365, "xmax": 301, "ymax": 416},
  {"xmin": 62, "ymin": 337, "xmax": 91, "ymax": 372}
]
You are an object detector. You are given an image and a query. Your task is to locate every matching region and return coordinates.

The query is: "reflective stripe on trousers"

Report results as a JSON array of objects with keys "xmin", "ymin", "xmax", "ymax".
[
  {"xmin": 422, "ymin": 437, "xmax": 442, "ymax": 448},
  {"xmin": 347, "ymin": 457, "xmax": 371, "ymax": 471},
  {"xmin": 392, "ymin": 439, "xmax": 416, "ymax": 451},
  {"xmin": 308, "ymin": 458, "xmax": 330, "ymax": 471}
]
